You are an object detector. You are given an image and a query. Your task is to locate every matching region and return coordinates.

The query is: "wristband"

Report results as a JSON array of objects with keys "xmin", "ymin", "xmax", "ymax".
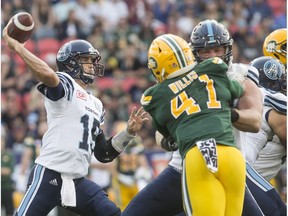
[
  {"xmin": 111, "ymin": 129, "xmax": 136, "ymax": 153},
  {"xmin": 231, "ymin": 109, "xmax": 240, "ymax": 123}
]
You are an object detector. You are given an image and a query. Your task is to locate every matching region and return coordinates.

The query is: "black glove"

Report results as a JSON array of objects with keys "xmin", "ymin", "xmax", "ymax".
[
  {"xmin": 161, "ymin": 136, "xmax": 178, "ymax": 151},
  {"xmin": 231, "ymin": 108, "xmax": 240, "ymax": 123}
]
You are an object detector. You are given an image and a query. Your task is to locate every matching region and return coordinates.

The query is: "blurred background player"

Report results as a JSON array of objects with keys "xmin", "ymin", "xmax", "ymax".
[
  {"xmin": 107, "ymin": 121, "xmax": 152, "ymax": 211},
  {"xmin": 113, "ymin": 139, "xmax": 152, "ymax": 211}
]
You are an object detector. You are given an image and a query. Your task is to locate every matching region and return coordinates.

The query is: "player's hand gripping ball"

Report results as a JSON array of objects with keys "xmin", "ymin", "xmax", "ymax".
[{"xmin": 7, "ymin": 12, "xmax": 34, "ymax": 43}]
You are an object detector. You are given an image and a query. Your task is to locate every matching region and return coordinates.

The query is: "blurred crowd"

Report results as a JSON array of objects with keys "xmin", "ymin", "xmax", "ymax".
[{"xmin": 1, "ymin": 0, "xmax": 287, "ymax": 215}]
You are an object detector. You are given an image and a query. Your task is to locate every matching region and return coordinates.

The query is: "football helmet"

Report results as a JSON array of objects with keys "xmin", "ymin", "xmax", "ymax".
[
  {"xmin": 147, "ymin": 34, "xmax": 194, "ymax": 83},
  {"xmin": 263, "ymin": 28, "xmax": 287, "ymax": 65},
  {"xmin": 249, "ymin": 56, "xmax": 286, "ymax": 93},
  {"xmin": 56, "ymin": 40, "xmax": 105, "ymax": 84},
  {"xmin": 190, "ymin": 19, "xmax": 233, "ymax": 65}
]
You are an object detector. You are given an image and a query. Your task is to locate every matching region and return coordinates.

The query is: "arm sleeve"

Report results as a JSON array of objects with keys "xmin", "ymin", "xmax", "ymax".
[
  {"xmin": 46, "ymin": 83, "xmax": 65, "ymax": 101},
  {"xmin": 94, "ymin": 131, "xmax": 120, "ymax": 163},
  {"xmin": 37, "ymin": 82, "xmax": 65, "ymax": 101},
  {"xmin": 37, "ymin": 72, "xmax": 73, "ymax": 101}
]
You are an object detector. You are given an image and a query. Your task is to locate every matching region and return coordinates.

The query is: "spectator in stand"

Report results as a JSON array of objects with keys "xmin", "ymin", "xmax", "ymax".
[
  {"xmin": 52, "ymin": 0, "xmax": 76, "ymax": 24},
  {"xmin": 56, "ymin": 9, "xmax": 82, "ymax": 41},
  {"xmin": 151, "ymin": 0, "xmax": 176, "ymax": 25},
  {"xmin": 199, "ymin": 0, "xmax": 224, "ymax": 22},
  {"xmin": 118, "ymin": 45, "xmax": 143, "ymax": 72},
  {"xmin": 1, "ymin": 54, "xmax": 16, "ymax": 92},
  {"xmin": 96, "ymin": 0, "xmax": 129, "ymax": 33},
  {"xmin": 31, "ymin": 0, "xmax": 57, "ymax": 40},
  {"xmin": 74, "ymin": 0, "xmax": 100, "ymax": 39}
]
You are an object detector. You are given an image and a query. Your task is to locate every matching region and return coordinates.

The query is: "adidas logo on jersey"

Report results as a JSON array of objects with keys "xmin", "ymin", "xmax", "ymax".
[{"xmin": 49, "ymin": 179, "xmax": 58, "ymax": 186}]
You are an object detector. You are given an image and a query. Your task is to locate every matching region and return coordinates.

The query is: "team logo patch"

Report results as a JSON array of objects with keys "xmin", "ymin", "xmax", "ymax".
[
  {"xmin": 148, "ymin": 57, "xmax": 157, "ymax": 69},
  {"xmin": 263, "ymin": 60, "xmax": 280, "ymax": 80},
  {"xmin": 76, "ymin": 90, "xmax": 87, "ymax": 100},
  {"xmin": 57, "ymin": 43, "xmax": 71, "ymax": 62},
  {"xmin": 265, "ymin": 41, "xmax": 277, "ymax": 52}
]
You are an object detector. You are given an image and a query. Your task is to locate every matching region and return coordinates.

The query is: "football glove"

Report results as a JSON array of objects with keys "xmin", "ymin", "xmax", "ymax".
[
  {"xmin": 161, "ymin": 136, "xmax": 178, "ymax": 151},
  {"xmin": 227, "ymin": 63, "xmax": 248, "ymax": 87}
]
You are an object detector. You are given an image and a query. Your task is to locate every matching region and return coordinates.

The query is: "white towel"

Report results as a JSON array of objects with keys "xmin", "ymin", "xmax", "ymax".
[{"xmin": 60, "ymin": 175, "xmax": 76, "ymax": 207}]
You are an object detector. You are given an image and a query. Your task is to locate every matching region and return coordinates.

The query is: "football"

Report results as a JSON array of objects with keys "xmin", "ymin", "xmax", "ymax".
[{"xmin": 7, "ymin": 12, "xmax": 34, "ymax": 43}]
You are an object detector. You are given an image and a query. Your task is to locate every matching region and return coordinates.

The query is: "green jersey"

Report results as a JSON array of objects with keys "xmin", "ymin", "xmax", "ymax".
[
  {"xmin": 1, "ymin": 150, "xmax": 14, "ymax": 191},
  {"xmin": 141, "ymin": 57, "xmax": 244, "ymax": 158}
]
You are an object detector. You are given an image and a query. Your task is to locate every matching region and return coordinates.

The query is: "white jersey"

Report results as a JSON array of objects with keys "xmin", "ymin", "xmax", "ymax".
[
  {"xmin": 169, "ymin": 63, "xmax": 250, "ymax": 171},
  {"xmin": 253, "ymin": 136, "xmax": 286, "ymax": 181},
  {"xmin": 245, "ymin": 88, "xmax": 287, "ymax": 166},
  {"xmin": 169, "ymin": 150, "xmax": 182, "ymax": 171},
  {"xmin": 35, "ymin": 72, "xmax": 105, "ymax": 178}
]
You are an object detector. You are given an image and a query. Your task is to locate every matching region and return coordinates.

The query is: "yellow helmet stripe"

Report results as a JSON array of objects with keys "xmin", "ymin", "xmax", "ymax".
[{"xmin": 160, "ymin": 35, "xmax": 187, "ymax": 68}]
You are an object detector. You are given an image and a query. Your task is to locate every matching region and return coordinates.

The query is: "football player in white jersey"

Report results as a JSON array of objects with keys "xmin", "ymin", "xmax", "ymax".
[
  {"xmin": 250, "ymin": 28, "xmax": 287, "ymax": 181},
  {"xmin": 123, "ymin": 20, "xmax": 286, "ymax": 216},
  {"xmin": 245, "ymin": 56, "xmax": 287, "ymax": 181},
  {"xmin": 2, "ymin": 22, "xmax": 148, "ymax": 216}
]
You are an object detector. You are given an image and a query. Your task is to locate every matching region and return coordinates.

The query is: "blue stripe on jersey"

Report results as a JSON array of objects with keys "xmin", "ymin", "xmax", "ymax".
[
  {"xmin": 18, "ymin": 165, "xmax": 45, "ymax": 216},
  {"xmin": 100, "ymin": 107, "xmax": 105, "ymax": 125},
  {"xmin": 58, "ymin": 73, "xmax": 74, "ymax": 101},
  {"xmin": 247, "ymin": 69, "xmax": 259, "ymax": 86},
  {"xmin": 264, "ymin": 95, "xmax": 287, "ymax": 114},
  {"xmin": 206, "ymin": 22, "xmax": 216, "ymax": 44},
  {"xmin": 246, "ymin": 162, "xmax": 273, "ymax": 192}
]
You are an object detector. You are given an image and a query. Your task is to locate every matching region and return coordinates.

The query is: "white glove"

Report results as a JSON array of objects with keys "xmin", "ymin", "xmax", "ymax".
[{"xmin": 227, "ymin": 63, "xmax": 248, "ymax": 86}]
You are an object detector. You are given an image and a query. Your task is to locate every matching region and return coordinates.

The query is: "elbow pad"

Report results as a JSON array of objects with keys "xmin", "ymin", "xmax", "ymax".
[{"xmin": 94, "ymin": 132, "xmax": 120, "ymax": 163}]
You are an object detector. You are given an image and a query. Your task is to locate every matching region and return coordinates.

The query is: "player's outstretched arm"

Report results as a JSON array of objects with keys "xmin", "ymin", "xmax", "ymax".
[
  {"xmin": 2, "ymin": 23, "xmax": 59, "ymax": 87},
  {"xmin": 94, "ymin": 107, "xmax": 148, "ymax": 162},
  {"xmin": 233, "ymin": 79, "xmax": 263, "ymax": 133},
  {"xmin": 112, "ymin": 107, "xmax": 148, "ymax": 151}
]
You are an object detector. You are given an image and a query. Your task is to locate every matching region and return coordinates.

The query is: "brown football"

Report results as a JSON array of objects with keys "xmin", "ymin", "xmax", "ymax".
[{"xmin": 7, "ymin": 12, "xmax": 35, "ymax": 43}]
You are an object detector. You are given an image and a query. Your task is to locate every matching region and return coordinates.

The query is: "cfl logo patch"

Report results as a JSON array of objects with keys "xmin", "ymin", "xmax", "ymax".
[
  {"xmin": 263, "ymin": 60, "xmax": 280, "ymax": 80},
  {"xmin": 76, "ymin": 90, "xmax": 87, "ymax": 100}
]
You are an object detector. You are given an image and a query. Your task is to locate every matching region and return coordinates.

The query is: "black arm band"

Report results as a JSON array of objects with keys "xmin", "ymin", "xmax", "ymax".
[
  {"xmin": 94, "ymin": 132, "xmax": 120, "ymax": 163},
  {"xmin": 265, "ymin": 109, "xmax": 273, "ymax": 123},
  {"xmin": 231, "ymin": 109, "xmax": 240, "ymax": 123}
]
